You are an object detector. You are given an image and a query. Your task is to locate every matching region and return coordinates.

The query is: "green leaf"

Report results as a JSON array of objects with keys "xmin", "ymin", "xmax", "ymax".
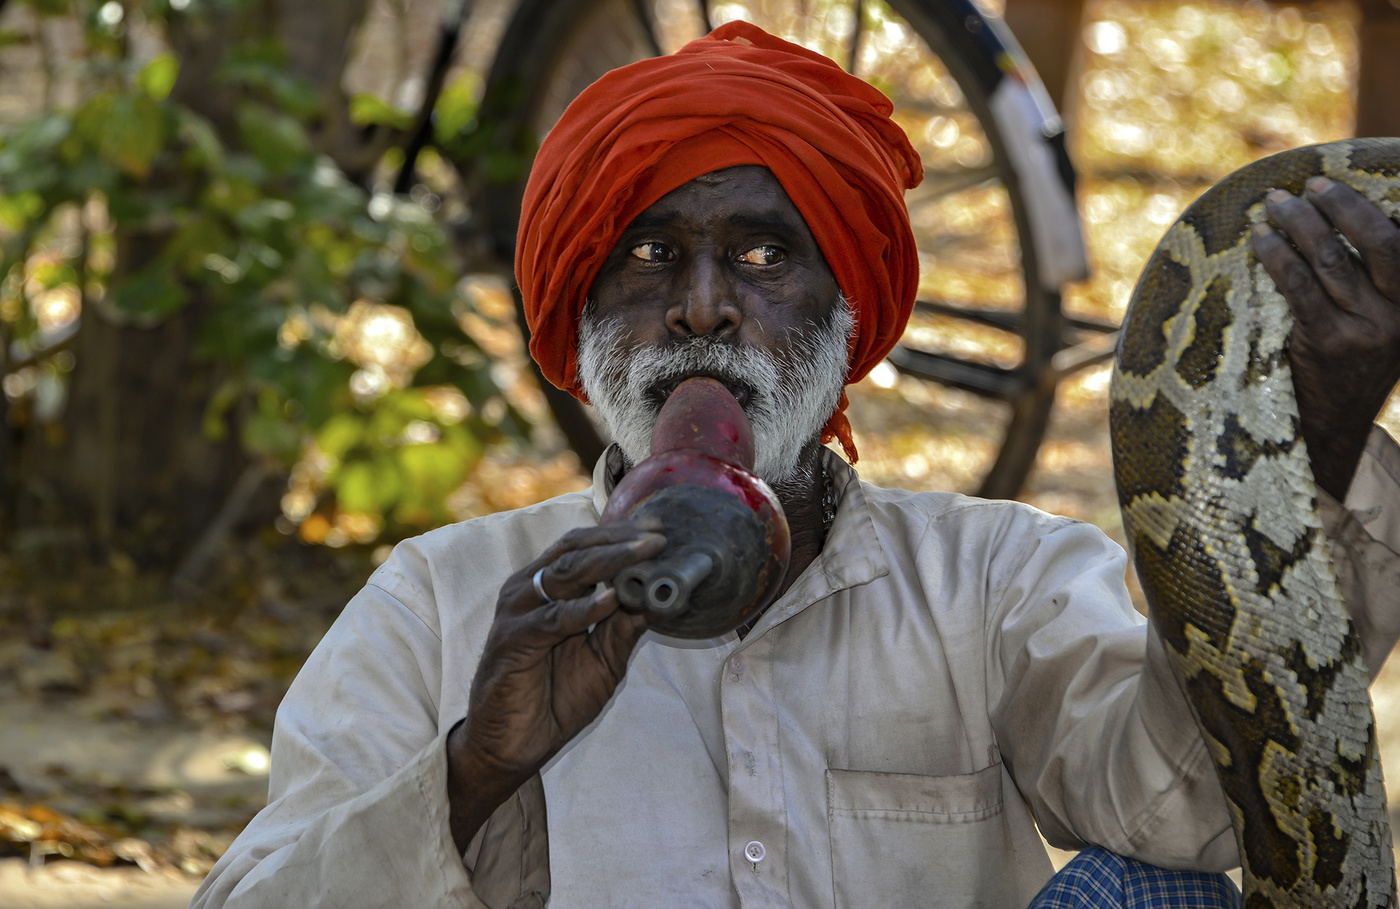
[
  {"xmin": 104, "ymin": 94, "xmax": 168, "ymax": 176},
  {"xmin": 399, "ymin": 435, "xmax": 474, "ymax": 494},
  {"xmin": 433, "ymin": 74, "xmax": 479, "ymax": 143},
  {"xmin": 28, "ymin": 260, "xmax": 77, "ymax": 288},
  {"xmin": 232, "ymin": 198, "xmax": 295, "ymax": 234},
  {"xmin": 74, "ymin": 92, "xmax": 168, "ymax": 178},
  {"xmin": 242, "ymin": 410, "xmax": 303, "ymax": 461},
  {"xmin": 25, "ymin": 0, "xmax": 72, "ymax": 15},
  {"xmin": 316, "ymin": 413, "xmax": 364, "ymax": 459},
  {"xmin": 201, "ymin": 168, "xmax": 261, "ymax": 218},
  {"xmin": 334, "ymin": 456, "xmax": 401, "ymax": 513},
  {"xmin": 0, "ymin": 115, "xmax": 72, "ymax": 194},
  {"xmin": 349, "ymin": 93, "xmax": 413, "ymax": 131},
  {"xmin": 109, "ymin": 265, "xmax": 183, "ymax": 321},
  {"xmin": 236, "ymin": 103, "xmax": 312, "ymax": 175},
  {"xmin": 484, "ymin": 148, "xmax": 524, "ymax": 185},
  {"xmin": 65, "ymin": 155, "xmax": 125, "ymax": 201},
  {"xmin": 219, "ymin": 47, "xmax": 320, "ymax": 118},
  {"xmin": 202, "ymin": 380, "xmax": 241, "ymax": 441},
  {"xmin": 139, "ymin": 53, "xmax": 179, "ymax": 101},
  {"xmin": 177, "ymin": 110, "xmax": 225, "ymax": 171},
  {"xmin": 0, "ymin": 191, "xmax": 44, "ymax": 230},
  {"xmin": 165, "ymin": 216, "xmax": 232, "ymax": 277}
]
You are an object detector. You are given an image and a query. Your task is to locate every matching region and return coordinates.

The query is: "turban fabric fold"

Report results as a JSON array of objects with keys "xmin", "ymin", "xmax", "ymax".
[{"xmin": 516, "ymin": 20, "xmax": 923, "ymax": 461}]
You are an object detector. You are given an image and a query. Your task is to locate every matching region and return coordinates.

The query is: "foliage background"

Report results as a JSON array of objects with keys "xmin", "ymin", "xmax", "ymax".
[{"xmin": 0, "ymin": 0, "xmax": 562, "ymax": 578}]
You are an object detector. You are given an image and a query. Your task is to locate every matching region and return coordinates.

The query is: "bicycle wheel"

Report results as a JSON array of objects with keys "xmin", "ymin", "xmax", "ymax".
[{"xmin": 473, "ymin": 0, "xmax": 1087, "ymax": 498}]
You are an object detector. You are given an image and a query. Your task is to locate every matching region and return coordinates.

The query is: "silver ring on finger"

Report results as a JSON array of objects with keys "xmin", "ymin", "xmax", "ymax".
[{"xmin": 532, "ymin": 566, "xmax": 553, "ymax": 604}]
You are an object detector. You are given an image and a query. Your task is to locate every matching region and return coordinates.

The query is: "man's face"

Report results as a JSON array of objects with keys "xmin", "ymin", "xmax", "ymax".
[{"xmin": 578, "ymin": 166, "xmax": 851, "ymax": 486}]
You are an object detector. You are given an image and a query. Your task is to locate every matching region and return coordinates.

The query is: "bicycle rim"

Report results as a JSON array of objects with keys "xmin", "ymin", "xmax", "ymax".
[{"xmin": 482, "ymin": 0, "xmax": 1063, "ymax": 498}]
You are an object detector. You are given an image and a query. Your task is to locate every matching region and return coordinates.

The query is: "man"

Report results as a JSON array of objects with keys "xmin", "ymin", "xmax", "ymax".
[{"xmin": 191, "ymin": 23, "xmax": 1400, "ymax": 908}]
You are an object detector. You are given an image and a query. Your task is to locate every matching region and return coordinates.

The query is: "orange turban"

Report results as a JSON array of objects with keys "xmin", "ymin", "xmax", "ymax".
[{"xmin": 516, "ymin": 20, "xmax": 922, "ymax": 461}]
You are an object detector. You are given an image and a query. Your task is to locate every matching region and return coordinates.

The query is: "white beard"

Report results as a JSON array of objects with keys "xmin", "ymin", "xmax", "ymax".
[{"xmin": 577, "ymin": 297, "xmax": 854, "ymax": 486}]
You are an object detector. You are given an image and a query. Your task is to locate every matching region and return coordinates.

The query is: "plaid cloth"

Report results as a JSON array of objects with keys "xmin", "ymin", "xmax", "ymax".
[{"xmin": 1028, "ymin": 847, "xmax": 1240, "ymax": 908}]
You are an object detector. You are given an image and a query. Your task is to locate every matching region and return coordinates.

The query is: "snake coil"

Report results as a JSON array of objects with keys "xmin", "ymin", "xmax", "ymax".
[{"xmin": 1110, "ymin": 138, "xmax": 1400, "ymax": 907}]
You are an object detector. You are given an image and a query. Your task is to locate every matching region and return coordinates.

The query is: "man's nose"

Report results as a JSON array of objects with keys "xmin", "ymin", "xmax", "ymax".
[{"xmin": 666, "ymin": 254, "xmax": 742, "ymax": 337}]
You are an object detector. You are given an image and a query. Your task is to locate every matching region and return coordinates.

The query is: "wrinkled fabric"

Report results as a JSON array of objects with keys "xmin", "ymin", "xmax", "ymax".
[
  {"xmin": 516, "ymin": 21, "xmax": 922, "ymax": 459},
  {"xmin": 189, "ymin": 429, "xmax": 1400, "ymax": 909}
]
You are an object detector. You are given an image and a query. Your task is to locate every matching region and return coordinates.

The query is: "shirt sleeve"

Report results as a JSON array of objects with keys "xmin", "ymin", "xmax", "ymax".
[
  {"xmin": 186, "ymin": 581, "xmax": 547, "ymax": 909},
  {"xmin": 986, "ymin": 514, "xmax": 1240, "ymax": 871},
  {"xmin": 1320, "ymin": 425, "xmax": 1400, "ymax": 677},
  {"xmin": 988, "ymin": 426, "xmax": 1400, "ymax": 873}
]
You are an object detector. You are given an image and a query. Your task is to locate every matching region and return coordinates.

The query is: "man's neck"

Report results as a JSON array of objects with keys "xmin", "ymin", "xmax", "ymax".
[{"xmin": 769, "ymin": 441, "xmax": 831, "ymax": 599}]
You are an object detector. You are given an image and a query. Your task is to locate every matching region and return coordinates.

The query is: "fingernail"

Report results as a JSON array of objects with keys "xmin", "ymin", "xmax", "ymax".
[
  {"xmin": 1266, "ymin": 189, "xmax": 1292, "ymax": 204},
  {"xmin": 1252, "ymin": 222, "xmax": 1274, "ymax": 238},
  {"xmin": 1306, "ymin": 176, "xmax": 1333, "ymax": 194},
  {"xmin": 631, "ymin": 533, "xmax": 666, "ymax": 550}
]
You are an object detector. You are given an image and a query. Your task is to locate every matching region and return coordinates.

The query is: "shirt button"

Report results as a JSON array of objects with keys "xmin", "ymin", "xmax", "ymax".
[
  {"xmin": 744, "ymin": 841, "xmax": 766, "ymax": 863},
  {"xmin": 728, "ymin": 653, "xmax": 746, "ymax": 676}
]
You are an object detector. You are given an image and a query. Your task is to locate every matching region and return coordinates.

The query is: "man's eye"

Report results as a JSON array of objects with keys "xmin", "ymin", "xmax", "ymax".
[
  {"xmin": 738, "ymin": 246, "xmax": 784, "ymax": 266},
  {"xmin": 629, "ymin": 242, "xmax": 672, "ymax": 262}
]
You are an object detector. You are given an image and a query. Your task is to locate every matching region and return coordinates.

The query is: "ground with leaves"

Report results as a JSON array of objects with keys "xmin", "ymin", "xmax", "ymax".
[{"xmin": 0, "ymin": 536, "xmax": 377, "ymax": 906}]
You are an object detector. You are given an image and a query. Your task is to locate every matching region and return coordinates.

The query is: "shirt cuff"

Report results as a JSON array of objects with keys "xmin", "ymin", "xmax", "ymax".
[{"xmin": 460, "ymin": 760, "xmax": 551, "ymax": 909}]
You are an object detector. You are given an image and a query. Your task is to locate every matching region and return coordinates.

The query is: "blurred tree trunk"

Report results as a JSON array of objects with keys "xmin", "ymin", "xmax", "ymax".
[
  {"xmin": 14, "ymin": 283, "xmax": 247, "ymax": 563},
  {"xmin": 11, "ymin": 0, "xmax": 378, "ymax": 568},
  {"xmin": 1353, "ymin": 0, "xmax": 1400, "ymax": 139}
]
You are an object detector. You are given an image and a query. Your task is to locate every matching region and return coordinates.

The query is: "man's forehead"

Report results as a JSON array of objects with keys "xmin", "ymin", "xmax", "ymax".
[
  {"xmin": 691, "ymin": 165, "xmax": 773, "ymax": 187},
  {"xmin": 632, "ymin": 165, "xmax": 807, "ymax": 226}
]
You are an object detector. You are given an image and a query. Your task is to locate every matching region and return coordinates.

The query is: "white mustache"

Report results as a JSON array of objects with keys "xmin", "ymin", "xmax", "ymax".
[{"xmin": 577, "ymin": 298, "xmax": 853, "ymax": 485}]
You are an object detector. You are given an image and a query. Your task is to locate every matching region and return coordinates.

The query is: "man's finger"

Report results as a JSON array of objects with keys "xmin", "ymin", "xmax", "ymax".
[
  {"xmin": 539, "ymin": 522, "xmax": 663, "ymax": 562},
  {"xmin": 1251, "ymin": 221, "xmax": 1331, "ymax": 331},
  {"xmin": 1304, "ymin": 176, "xmax": 1400, "ymax": 301},
  {"xmin": 531, "ymin": 587, "xmax": 627, "ymax": 640},
  {"xmin": 512, "ymin": 532, "xmax": 667, "ymax": 608},
  {"xmin": 1262, "ymin": 187, "xmax": 1366, "ymax": 315}
]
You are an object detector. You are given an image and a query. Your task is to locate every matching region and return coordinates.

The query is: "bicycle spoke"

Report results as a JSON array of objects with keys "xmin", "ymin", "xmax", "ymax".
[
  {"xmin": 914, "ymin": 299, "xmax": 1023, "ymax": 332},
  {"xmin": 885, "ymin": 347, "xmax": 1029, "ymax": 399}
]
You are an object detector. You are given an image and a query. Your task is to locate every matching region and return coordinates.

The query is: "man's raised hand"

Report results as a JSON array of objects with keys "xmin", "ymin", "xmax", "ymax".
[
  {"xmin": 1253, "ymin": 176, "xmax": 1400, "ymax": 501},
  {"xmin": 444, "ymin": 522, "xmax": 666, "ymax": 851}
]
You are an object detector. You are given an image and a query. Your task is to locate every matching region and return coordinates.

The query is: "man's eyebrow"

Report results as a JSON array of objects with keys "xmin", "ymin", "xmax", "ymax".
[{"xmin": 624, "ymin": 212, "xmax": 672, "ymax": 231}]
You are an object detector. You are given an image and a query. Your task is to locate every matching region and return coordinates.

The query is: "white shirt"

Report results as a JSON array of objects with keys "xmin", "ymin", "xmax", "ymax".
[{"xmin": 190, "ymin": 429, "xmax": 1400, "ymax": 909}]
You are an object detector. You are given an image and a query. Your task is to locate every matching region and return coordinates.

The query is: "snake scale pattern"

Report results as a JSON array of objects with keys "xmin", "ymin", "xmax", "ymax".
[{"xmin": 1110, "ymin": 137, "xmax": 1400, "ymax": 907}]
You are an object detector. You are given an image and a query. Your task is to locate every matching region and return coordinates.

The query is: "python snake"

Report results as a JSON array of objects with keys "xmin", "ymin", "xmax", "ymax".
[{"xmin": 1110, "ymin": 138, "xmax": 1400, "ymax": 907}]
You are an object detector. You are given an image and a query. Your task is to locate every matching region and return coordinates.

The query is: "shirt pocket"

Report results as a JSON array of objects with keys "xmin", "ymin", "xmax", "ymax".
[{"xmin": 826, "ymin": 763, "xmax": 1019, "ymax": 908}]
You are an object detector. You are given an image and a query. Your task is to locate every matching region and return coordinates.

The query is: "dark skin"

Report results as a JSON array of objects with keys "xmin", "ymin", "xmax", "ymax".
[
  {"xmin": 446, "ymin": 166, "xmax": 1400, "ymax": 854},
  {"xmin": 1253, "ymin": 176, "xmax": 1400, "ymax": 501}
]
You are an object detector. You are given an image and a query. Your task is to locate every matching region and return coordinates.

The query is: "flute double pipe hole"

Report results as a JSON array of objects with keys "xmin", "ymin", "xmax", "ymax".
[{"xmin": 616, "ymin": 549, "xmax": 717, "ymax": 618}]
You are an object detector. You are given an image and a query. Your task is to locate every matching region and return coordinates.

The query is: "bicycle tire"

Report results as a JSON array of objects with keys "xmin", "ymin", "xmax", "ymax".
[{"xmin": 471, "ymin": 0, "xmax": 1083, "ymax": 498}]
